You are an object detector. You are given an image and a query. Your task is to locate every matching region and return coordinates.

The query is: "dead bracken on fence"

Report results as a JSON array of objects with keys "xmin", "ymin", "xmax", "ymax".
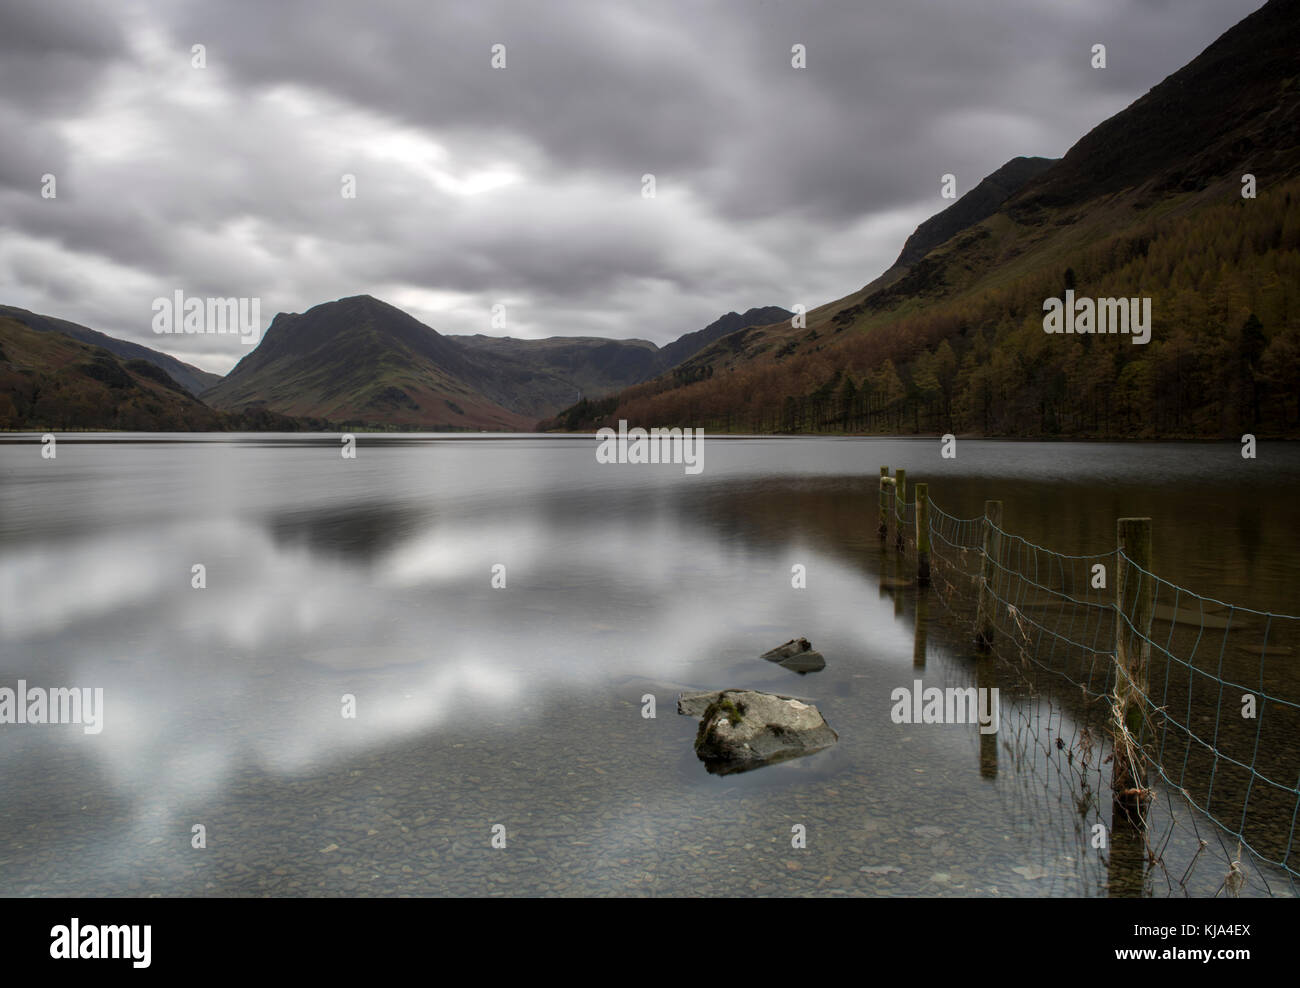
[{"xmin": 876, "ymin": 465, "xmax": 1300, "ymax": 896}]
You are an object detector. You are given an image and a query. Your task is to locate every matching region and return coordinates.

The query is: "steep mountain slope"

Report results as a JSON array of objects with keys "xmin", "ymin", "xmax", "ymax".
[
  {"xmin": 1008, "ymin": 0, "xmax": 1300, "ymax": 215},
  {"xmin": 0, "ymin": 316, "xmax": 317, "ymax": 431},
  {"xmin": 0, "ymin": 304, "xmax": 222, "ymax": 397},
  {"xmin": 654, "ymin": 306, "xmax": 795, "ymax": 370},
  {"xmin": 892, "ymin": 157, "xmax": 1057, "ymax": 269},
  {"xmin": 0, "ymin": 315, "xmax": 223, "ymax": 430},
  {"xmin": 203, "ymin": 295, "xmax": 533, "ymax": 430},
  {"xmin": 551, "ymin": 0, "xmax": 1300, "ymax": 439}
]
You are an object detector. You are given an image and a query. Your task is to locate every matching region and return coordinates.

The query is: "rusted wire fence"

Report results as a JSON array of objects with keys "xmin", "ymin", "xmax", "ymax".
[{"xmin": 879, "ymin": 469, "xmax": 1299, "ymax": 896}]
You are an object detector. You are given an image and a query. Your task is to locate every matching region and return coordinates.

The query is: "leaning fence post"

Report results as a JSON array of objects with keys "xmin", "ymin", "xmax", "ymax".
[
  {"xmin": 1113, "ymin": 517, "xmax": 1153, "ymax": 824},
  {"xmin": 878, "ymin": 466, "xmax": 889, "ymax": 542},
  {"xmin": 894, "ymin": 468, "xmax": 907, "ymax": 551},
  {"xmin": 915, "ymin": 483, "xmax": 930, "ymax": 586},
  {"xmin": 975, "ymin": 500, "xmax": 1002, "ymax": 651}
]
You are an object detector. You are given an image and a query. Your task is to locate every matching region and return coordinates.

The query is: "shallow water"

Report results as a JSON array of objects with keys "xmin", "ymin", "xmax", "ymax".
[{"xmin": 0, "ymin": 435, "xmax": 1296, "ymax": 896}]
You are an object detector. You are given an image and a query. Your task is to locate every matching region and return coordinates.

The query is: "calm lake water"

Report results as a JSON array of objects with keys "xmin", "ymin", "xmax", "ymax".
[{"xmin": 1, "ymin": 435, "xmax": 1297, "ymax": 897}]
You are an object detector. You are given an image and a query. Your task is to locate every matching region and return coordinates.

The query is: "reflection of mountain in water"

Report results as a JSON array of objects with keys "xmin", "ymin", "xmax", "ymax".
[{"xmin": 263, "ymin": 501, "xmax": 431, "ymax": 563}]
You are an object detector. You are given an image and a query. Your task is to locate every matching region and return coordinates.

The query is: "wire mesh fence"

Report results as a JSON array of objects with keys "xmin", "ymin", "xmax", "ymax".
[
  {"xmin": 1118, "ymin": 552, "xmax": 1300, "ymax": 888},
  {"xmin": 880, "ymin": 472, "xmax": 1299, "ymax": 896}
]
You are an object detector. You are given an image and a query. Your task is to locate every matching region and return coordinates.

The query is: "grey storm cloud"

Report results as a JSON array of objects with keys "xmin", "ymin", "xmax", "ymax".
[{"xmin": 0, "ymin": 0, "xmax": 1267, "ymax": 373}]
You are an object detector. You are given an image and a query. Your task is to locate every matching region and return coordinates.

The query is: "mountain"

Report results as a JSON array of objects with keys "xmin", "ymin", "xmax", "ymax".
[
  {"xmin": 204, "ymin": 294, "xmax": 796, "ymax": 428},
  {"xmin": 0, "ymin": 305, "xmax": 222, "ymax": 397},
  {"xmin": 0, "ymin": 315, "xmax": 319, "ymax": 431},
  {"xmin": 0, "ymin": 314, "xmax": 214, "ymax": 430},
  {"xmin": 0, "ymin": 295, "xmax": 799, "ymax": 430},
  {"xmin": 449, "ymin": 306, "xmax": 795, "ymax": 416},
  {"xmin": 654, "ymin": 306, "xmax": 795, "ymax": 370},
  {"xmin": 1007, "ymin": 0, "xmax": 1300, "ymax": 216},
  {"xmin": 449, "ymin": 334, "xmax": 660, "ymax": 416},
  {"xmin": 202, "ymin": 295, "xmax": 534, "ymax": 430},
  {"xmin": 891, "ymin": 157, "xmax": 1057, "ymax": 269},
  {"xmin": 547, "ymin": 0, "xmax": 1300, "ymax": 439}
]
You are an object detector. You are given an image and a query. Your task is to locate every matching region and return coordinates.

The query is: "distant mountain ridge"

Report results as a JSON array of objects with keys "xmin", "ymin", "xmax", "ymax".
[
  {"xmin": 199, "ymin": 295, "xmax": 792, "ymax": 427},
  {"xmin": 449, "ymin": 305, "xmax": 794, "ymax": 411},
  {"xmin": 0, "ymin": 297, "xmax": 795, "ymax": 430},
  {"xmin": 199, "ymin": 295, "xmax": 794, "ymax": 426}
]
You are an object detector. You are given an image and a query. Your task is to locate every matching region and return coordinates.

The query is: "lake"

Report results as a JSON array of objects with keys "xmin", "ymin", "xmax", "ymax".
[{"xmin": 1, "ymin": 434, "xmax": 1297, "ymax": 896}]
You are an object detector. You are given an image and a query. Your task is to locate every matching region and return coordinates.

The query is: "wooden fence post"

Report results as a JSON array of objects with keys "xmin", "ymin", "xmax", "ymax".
[
  {"xmin": 915, "ymin": 482, "xmax": 930, "ymax": 586},
  {"xmin": 894, "ymin": 468, "xmax": 907, "ymax": 551},
  {"xmin": 913, "ymin": 592, "xmax": 928, "ymax": 669},
  {"xmin": 1113, "ymin": 517, "xmax": 1153, "ymax": 824},
  {"xmin": 975, "ymin": 500, "xmax": 1002, "ymax": 651},
  {"xmin": 878, "ymin": 466, "xmax": 889, "ymax": 542}
]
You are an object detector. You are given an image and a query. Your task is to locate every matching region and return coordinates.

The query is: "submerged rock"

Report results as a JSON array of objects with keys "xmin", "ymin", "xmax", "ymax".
[
  {"xmin": 761, "ymin": 637, "xmax": 812, "ymax": 660},
  {"xmin": 760, "ymin": 637, "xmax": 826, "ymax": 674},
  {"xmin": 683, "ymin": 688, "xmax": 838, "ymax": 775},
  {"xmin": 677, "ymin": 688, "xmax": 815, "ymax": 718},
  {"xmin": 677, "ymin": 690, "xmax": 728, "ymax": 718}
]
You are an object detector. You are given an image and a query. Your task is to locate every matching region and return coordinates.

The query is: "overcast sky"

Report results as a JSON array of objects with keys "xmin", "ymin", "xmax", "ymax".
[{"xmin": 0, "ymin": 0, "xmax": 1266, "ymax": 374}]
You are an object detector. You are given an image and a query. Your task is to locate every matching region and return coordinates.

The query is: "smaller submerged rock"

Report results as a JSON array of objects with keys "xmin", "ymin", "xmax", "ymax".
[
  {"xmin": 682, "ymin": 688, "xmax": 838, "ymax": 775},
  {"xmin": 761, "ymin": 637, "xmax": 826, "ymax": 674}
]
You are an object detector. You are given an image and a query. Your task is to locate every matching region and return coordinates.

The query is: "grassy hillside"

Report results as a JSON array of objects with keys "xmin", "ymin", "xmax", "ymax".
[
  {"xmin": 0, "ymin": 317, "xmax": 320, "ymax": 431},
  {"xmin": 0, "ymin": 305, "xmax": 222, "ymax": 397}
]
